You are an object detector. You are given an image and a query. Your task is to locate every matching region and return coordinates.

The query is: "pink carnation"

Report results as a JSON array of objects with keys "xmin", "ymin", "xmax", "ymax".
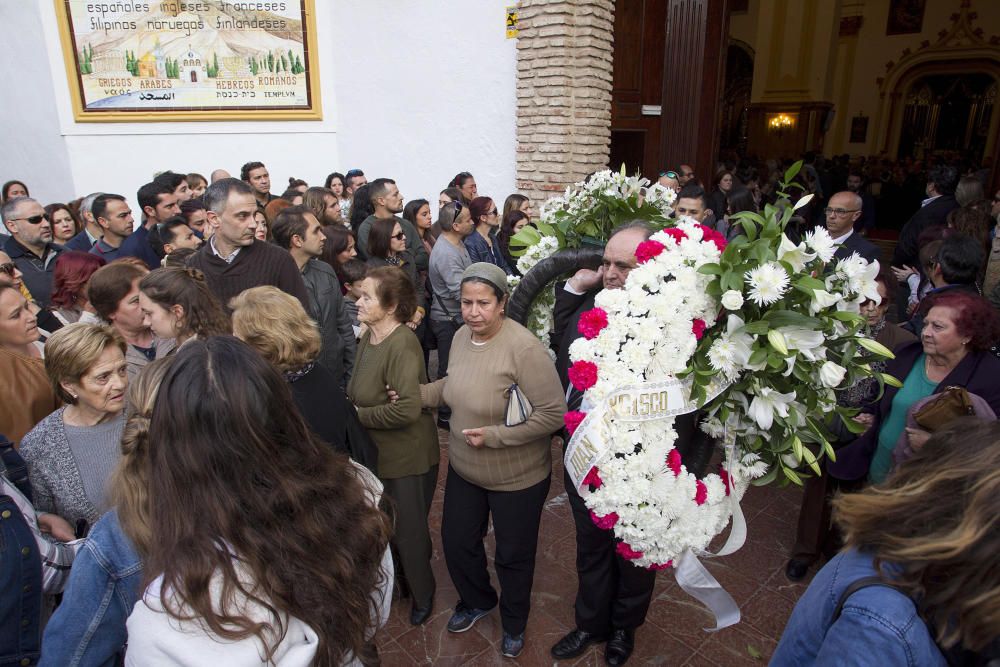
[
  {"xmin": 698, "ymin": 225, "xmax": 727, "ymax": 252},
  {"xmin": 691, "ymin": 318, "xmax": 706, "ymax": 340},
  {"xmin": 662, "ymin": 228, "xmax": 688, "ymax": 245},
  {"xmin": 649, "ymin": 560, "xmax": 674, "ymax": 571},
  {"xmin": 719, "ymin": 467, "xmax": 731, "ymax": 496},
  {"xmin": 590, "ymin": 510, "xmax": 619, "ymax": 530},
  {"xmin": 577, "ymin": 308, "xmax": 609, "ymax": 340},
  {"xmin": 568, "ymin": 360, "xmax": 599, "ymax": 392},
  {"xmin": 564, "ymin": 410, "xmax": 586, "ymax": 435},
  {"xmin": 616, "ymin": 541, "xmax": 644, "ymax": 560},
  {"xmin": 583, "ymin": 466, "xmax": 603, "ymax": 489},
  {"xmin": 666, "ymin": 449, "xmax": 683, "ymax": 476},
  {"xmin": 695, "ymin": 480, "xmax": 708, "ymax": 506},
  {"xmin": 635, "ymin": 239, "xmax": 666, "ymax": 263}
]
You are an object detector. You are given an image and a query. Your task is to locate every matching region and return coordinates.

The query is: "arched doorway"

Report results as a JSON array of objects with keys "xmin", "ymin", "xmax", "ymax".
[{"xmin": 898, "ymin": 72, "xmax": 996, "ymax": 162}]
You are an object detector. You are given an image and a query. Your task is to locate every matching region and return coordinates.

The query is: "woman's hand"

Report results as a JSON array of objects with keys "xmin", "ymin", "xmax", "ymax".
[
  {"xmin": 891, "ymin": 265, "xmax": 916, "ymax": 283},
  {"xmin": 905, "ymin": 427, "xmax": 931, "ymax": 451},
  {"xmin": 407, "ymin": 309, "xmax": 424, "ymax": 330},
  {"xmin": 852, "ymin": 413, "xmax": 875, "ymax": 432},
  {"xmin": 386, "ymin": 384, "xmax": 399, "ymax": 404},
  {"xmin": 462, "ymin": 428, "xmax": 486, "ymax": 448},
  {"xmin": 37, "ymin": 512, "xmax": 76, "ymax": 542}
]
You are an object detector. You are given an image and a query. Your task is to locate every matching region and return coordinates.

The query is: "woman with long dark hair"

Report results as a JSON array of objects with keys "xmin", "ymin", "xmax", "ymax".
[
  {"xmin": 449, "ymin": 172, "xmax": 477, "ymax": 205},
  {"xmin": 497, "ymin": 210, "xmax": 530, "ymax": 275},
  {"xmin": 774, "ymin": 419, "xmax": 1000, "ymax": 665},
  {"xmin": 121, "ymin": 336, "xmax": 393, "ymax": 665},
  {"xmin": 349, "ymin": 184, "xmax": 373, "ymax": 234}
]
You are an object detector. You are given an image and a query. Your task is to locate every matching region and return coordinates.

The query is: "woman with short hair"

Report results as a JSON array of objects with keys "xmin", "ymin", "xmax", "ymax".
[
  {"xmin": 87, "ymin": 261, "xmax": 174, "ymax": 381},
  {"xmin": 775, "ymin": 419, "xmax": 1000, "ymax": 665},
  {"xmin": 348, "ymin": 266, "xmax": 439, "ymax": 627},
  {"xmin": 49, "ymin": 251, "xmax": 106, "ymax": 326},
  {"xmin": 138, "ymin": 267, "xmax": 230, "ymax": 350},
  {"xmin": 20, "ymin": 323, "xmax": 128, "ymax": 529},
  {"xmin": 420, "ymin": 263, "xmax": 566, "ymax": 658},
  {"xmin": 231, "ymin": 286, "xmax": 352, "ymax": 455},
  {"xmin": 120, "ymin": 337, "xmax": 394, "ymax": 665},
  {"xmin": 831, "ymin": 290, "xmax": 1000, "ymax": 484}
]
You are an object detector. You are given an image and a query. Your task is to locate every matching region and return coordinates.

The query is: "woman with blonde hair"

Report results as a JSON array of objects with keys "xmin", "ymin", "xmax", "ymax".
[
  {"xmin": 40, "ymin": 356, "xmax": 174, "ymax": 665},
  {"xmin": 774, "ymin": 418, "xmax": 1000, "ymax": 665},
  {"xmin": 138, "ymin": 267, "xmax": 230, "ymax": 349},
  {"xmin": 231, "ymin": 286, "xmax": 356, "ymax": 458}
]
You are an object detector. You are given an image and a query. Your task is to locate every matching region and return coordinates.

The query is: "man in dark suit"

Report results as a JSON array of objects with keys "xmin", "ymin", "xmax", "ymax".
[
  {"xmin": 823, "ymin": 191, "xmax": 880, "ymax": 263},
  {"xmin": 846, "ymin": 170, "xmax": 876, "ymax": 234},
  {"xmin": 549, "ymin": 221, "xmax": 665, "ymax": 666},
  {"xmin": 892, "ymin": 165, "xmax": 959, "ymax": 269}
]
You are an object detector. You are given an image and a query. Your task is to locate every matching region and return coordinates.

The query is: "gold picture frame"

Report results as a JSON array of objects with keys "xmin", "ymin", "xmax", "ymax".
[{"xmin": 54, "ymin": 0, "xmax": 322, "ymax": 122}]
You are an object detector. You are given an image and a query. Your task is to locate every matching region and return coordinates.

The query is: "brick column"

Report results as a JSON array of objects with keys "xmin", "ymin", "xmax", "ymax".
[{"xmin": 515, "ymin": 0, "xmax": 616, "ymax": 196}]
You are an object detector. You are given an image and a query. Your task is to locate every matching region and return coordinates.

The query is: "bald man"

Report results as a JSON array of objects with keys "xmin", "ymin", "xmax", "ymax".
[
  {"xmin": 823, "ymin": 191, "xmax": 879, "ymax": 263},
  {"xmin": 210, "ymin": 169, "xmax": 231, "ymax": 183}
]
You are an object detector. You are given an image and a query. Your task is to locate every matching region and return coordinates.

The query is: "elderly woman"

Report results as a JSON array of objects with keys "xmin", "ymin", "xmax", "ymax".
[
  {"xmin": 348, "ymin": 266, "xmax": 439, "ymax": 627},
  {"xmin": 20, "ymin": 323, "xmax": 128, "ymax": 530},
  {"xmin": 831, "ymin": 290, "xmax": 1000, "ymax": 484},
  {"xmin": 786, "ymin": 273, "xmax": 916, "ymax": 581},
  {"xmin": 230, "ymin": 286, "xmax": 351, "ymax": 456},
  {"xmin": 138, "ymin": 267, "xmax": 230, "ymax": 350},
  {"xmin": 49, "ymin": 251, "xmax": 106, "ymax": 326},
  {"xmin": 775, "ymin": 419, "xmax": 1000, "ymax": 665},
  {"xmin": 419, "ymin": 263, "xmax": 566, "ymax": 659},
  {"xmin": 0, "ymin": 284, "xmax": 59, "ymax": 444},
  {"xmin": 87, "ymin": 262, "xmax": 174, "ymax": 381}
]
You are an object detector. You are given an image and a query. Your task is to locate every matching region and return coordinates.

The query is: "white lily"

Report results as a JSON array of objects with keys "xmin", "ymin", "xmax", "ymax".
[
  {"xmin": 747, "ymin": 386, "xmax": 796, "ymax": 430},
  {"xmin": 819, "ymin": 361, "xmax": 847, "ymax": 388},
  {"xmin": 777, "ymin": 326, "xmax": 826, "ymax": 361},
  {"xmin": 777, "ymin": 234, "xmax": 816, "ymax": 273},
  {"xmin": 809, "ymin": 289, "xmax": 842, "ymax": 315}
]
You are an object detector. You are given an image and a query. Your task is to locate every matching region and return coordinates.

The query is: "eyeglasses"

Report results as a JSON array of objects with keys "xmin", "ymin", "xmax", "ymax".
[
  {"xmin": 659, "ymin": 171, "xmax": 679, "ymax": 179},
  {"xmin": 824, "ymin": 207, "xmax": 859, "ymax": 216},
  {"xmin": 391, "ymin": 232, "xmax": 406, "ymax": 240},
  {"xmin": 0, "ymin": 263, "xmax": 15, "ymax": 277},
  {"xmin": 10, "ymin": 214, "xmax": 49, "ymax": 225},
  {"xmin": 451, "ymin": 201, "xmax": 464, "ymax": 215}
]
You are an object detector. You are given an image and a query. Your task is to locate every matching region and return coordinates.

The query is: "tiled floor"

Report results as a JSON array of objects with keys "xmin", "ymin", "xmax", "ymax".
[{"xmin": 374, "ymin": 431, "xmax": 813, "ymax": 666}]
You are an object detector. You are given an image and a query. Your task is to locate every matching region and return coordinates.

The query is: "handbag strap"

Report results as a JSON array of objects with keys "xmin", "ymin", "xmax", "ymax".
[
  {"xmin": 832, "ymin": 576, "xmax": 906, "ymax": 623},
  {"xmin": 433, "ymin": 289, "xmax": 459, "ymax": 321}
]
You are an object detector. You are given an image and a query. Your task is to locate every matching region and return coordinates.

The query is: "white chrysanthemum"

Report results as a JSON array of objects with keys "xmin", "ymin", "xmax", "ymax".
[
  {"xmin": 744, "ymin": 262, "xmax": 790, "ymax": 306},
  {"xmin": 804, "ymin": 227, "xmax": 837, "ymax": 263}
]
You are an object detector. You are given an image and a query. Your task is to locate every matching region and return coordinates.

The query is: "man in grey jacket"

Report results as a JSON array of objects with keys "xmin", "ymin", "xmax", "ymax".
[{"xmin": 272, "ymin": 206, "xmax": 356, "ymax": 385}]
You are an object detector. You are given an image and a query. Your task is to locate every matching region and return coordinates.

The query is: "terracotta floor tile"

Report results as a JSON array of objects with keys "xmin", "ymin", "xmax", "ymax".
[{"xmin": 393, "ymin": 606, "xmax": 494, "ymax": 665}]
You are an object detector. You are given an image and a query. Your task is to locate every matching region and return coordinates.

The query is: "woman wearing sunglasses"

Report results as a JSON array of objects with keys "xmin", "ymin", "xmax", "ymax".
[
  {"xmin": 464, "ymin": 197, "xmax": 513, "ymax": 275},
  {"xmin": 366, "ymin": 218, "xmax": 426, "ymax": 333}
]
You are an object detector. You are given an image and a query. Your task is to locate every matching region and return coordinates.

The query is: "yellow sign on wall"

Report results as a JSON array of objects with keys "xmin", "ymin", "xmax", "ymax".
[
  {"xmin": 53, "ymin": 0, "xmax": 322, "ymax": 122},
  {"xmin": 506, "ymin": 6, "xmax": 519, "ymax": 39}
]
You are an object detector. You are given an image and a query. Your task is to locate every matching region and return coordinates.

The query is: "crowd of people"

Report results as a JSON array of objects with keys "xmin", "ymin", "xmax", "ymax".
[{"xmin": 1, "ymin": 152, "xmax": 999, "ymax": 665}]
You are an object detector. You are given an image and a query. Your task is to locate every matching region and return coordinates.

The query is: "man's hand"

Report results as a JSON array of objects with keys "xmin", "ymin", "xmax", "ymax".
[
  {"xmin": 462, "ymin": 428, "xmax": 487, "ymax": 448},
  {"xmin": 567, "ymin": 266, "xmax": 604, "ymax": 293},
  {"xmin": 38, "ymin": 512, "xmax": 76, "ymax": 542}
]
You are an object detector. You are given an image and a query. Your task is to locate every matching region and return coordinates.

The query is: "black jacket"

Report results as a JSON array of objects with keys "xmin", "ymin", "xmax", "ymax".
[
  {"xmin": 892, "ymin": 195, "xmax": 958, "ymax": 268},
  {"xmin": 834, "ymin": 230, "xmax": 880, "ymax": 264}
]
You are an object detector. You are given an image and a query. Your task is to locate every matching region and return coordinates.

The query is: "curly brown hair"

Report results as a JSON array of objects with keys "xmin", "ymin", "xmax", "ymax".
[
  {"xmin": 127, "ymin": 337, "xmax": 391, "ymax": 664},
  {"xmin": 834, "ymin": 418, "xmax": 1000, "ymax": 652}
]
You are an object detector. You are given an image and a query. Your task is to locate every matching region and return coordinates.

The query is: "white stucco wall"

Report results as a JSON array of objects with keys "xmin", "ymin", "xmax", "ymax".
[{"xmin": 2, "ymin": 1, "xmax": 516, "ymax": 216}]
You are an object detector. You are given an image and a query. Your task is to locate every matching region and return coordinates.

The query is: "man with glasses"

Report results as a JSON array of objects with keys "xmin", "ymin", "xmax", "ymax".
[
  {"xmin": 89, "ymin": 194, "xmax": 135, "ymax": 263},
  {"xmin": 677, "ymin": 163, "xmax": 696, "ymax": 187},
  {"xmin": 824, "ymin": 191, "xmax": 879, "ymax": 263},
  {"xmin": 1, "ymin": 197, "xmax": 64, "ymax": 307},
  {"xmin": 118, "ymin": 179, "xmax": 180, "ymax": 268}
]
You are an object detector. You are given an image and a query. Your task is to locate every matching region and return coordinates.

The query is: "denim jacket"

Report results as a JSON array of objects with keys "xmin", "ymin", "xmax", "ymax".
[
  {"xmin": 463, "ymin": 229, "xmax": 513, "ymax": 275},
  {"xmin": 40, "ymin": 511, "xmax": 142, "ymax": 667},
  {"xmin": 773, "ymin": 549, "xmax": 946, "ymax": 666}
]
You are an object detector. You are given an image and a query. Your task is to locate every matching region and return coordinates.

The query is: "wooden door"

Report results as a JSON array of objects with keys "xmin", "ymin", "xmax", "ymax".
[{"xmin": 610, "ymin": 0, "xmax": 667, "ymax": 181}]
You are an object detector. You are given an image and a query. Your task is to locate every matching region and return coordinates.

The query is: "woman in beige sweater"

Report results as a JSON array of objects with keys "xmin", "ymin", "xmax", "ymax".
[{"xmin": 420, "ymin": 263, "xmax": 566, "ymax": 659}]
